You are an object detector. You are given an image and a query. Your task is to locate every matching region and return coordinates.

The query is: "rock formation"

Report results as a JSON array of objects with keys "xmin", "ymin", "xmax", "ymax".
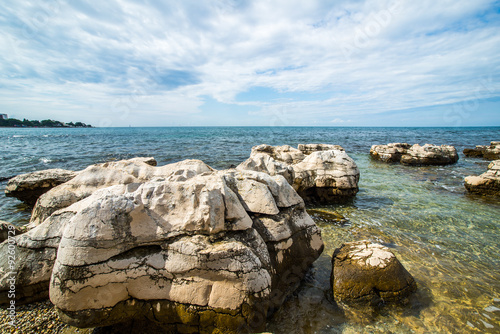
[
  {"xmin": 369, "ymin": 143, "xmax": 411, "ymax": 163},
  {"xmin": 29, "ymin": 157, "xmax": 210, "ymax": 226},
  {"xmin": 331, "ymin": 240, "xmax": 417, "ymax": 304},
  {"xmin": 370, "ymin": 143, "xmax": 459, "ymax": 166},
  {"xmin": 400, "ymin": 144, "xmax": 459, "ymax": 166},
  {"xmin": 463, "ymin": 141, "xmax": 500, "ymax": 160},
  {"xmin": 0, "ymin": 158, "xmax": 323, "ymax": 333},
  {"xmin": 5, "ymin": 169, "xmax": 78, "ymax": 205},
  {"xmin": 464, "ymin": 160, "xmax": 500, "ymax": 196},
  {"xmin": 237, "ymin": 144, "xmax": 359, "ymax": 203},
  {"xmin": 0, "ymin": 220, "xmax": 26, "ymax": 243}
]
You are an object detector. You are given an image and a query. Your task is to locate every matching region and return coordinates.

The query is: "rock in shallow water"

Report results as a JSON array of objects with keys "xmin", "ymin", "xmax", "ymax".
[
  {"xmin": 370, "ymin": 143, "xmax": 458, "ymax": 166},
  {"xmin": 464, "ymin": 160, "xmax": 500, "ymax": 196},
  {"xmin": 237, "ymin": 144, "xmax": 360, "ymax": 203},
  {"xmin": 463, "ymin": 141, "xmax": 500, "ymax": 160},
  {"xmin": 5, "ymin": 169, "xmax": 78, "ymax": 206},
  {"xmin": 0, "ymin": 158, "xmax": 323, "ymax": 333},
  {"xmin": 331, "ymin": 240, "xmax": 417, "ymax": 304}
]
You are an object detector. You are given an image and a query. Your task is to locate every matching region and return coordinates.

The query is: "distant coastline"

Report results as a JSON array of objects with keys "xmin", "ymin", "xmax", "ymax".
[{"xmin": 0, "ymin": 118, "xmax": 92, "ymax": 128}]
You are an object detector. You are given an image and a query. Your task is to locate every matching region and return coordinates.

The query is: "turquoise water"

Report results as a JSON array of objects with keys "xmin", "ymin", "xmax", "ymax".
[{"xmin": 1, "ymin": 127, "xmax": 499, "ymax": 333}]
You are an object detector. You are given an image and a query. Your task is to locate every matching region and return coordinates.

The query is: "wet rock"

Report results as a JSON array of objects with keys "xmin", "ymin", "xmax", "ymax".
[
  {"xmin": 29, "ymin": 157, "xmax": 212, "ymax": 226},
  {"xmin": 370, "ymin": 143, "xmax": 411, "ymax": 163},
  {"xmin": 464, "ymin": 160, "xmax": 500, "ymax": 196},
  {"xmin": 1, "ymin": 161, "xmax": 323, "ymax": 334},
  {"xmin": 5, "ymin": 169, "xmax": 78, "ymax": 206},
  {"xmin": 463, "ymin": 142, "xmax": 500, "ymax": 160},
  {"xmin": 370, "ymin": 143, "xmax": 459, "ymax": 166},
  {"xmin": 331, "ymin": 240, "xmax": 417, "ymax": 304},
  {"xmin": 238, "ymin": 144, "xmax": 359, "ymax": 203}
]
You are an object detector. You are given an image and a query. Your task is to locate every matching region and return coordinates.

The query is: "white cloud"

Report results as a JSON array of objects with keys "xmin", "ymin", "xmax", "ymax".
[{"xmin": 0, "ymin": 0, "xmax": 499, "ymax": 126}]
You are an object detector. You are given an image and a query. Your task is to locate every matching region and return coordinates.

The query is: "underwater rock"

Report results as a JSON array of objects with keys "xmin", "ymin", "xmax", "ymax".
[
  {"xmin": 5, "ymin": 169, "xmax": 78, "ymax": 206},
  {"xmin": 238, "ymin": 144, "xmax": 360, "ymax": 203},
  {"xmin": 464, "ymin": 160, "xmax": 500, "ymax": 196},
  {"xmin": 331, "ymin": 240, "xmax": 417, "ymax": 304},
  {"xmin": 0, "ymin": 160, "xmax": 323, "ymax": 334}
]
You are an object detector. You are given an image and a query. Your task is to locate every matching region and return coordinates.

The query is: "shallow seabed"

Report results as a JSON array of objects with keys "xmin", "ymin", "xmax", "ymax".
[
  {"xmin": 268, "ymin": 154, "xmax": 500, "ymax": 334},
  {"xmin": 0, "ymin": 127, "xmax": 499, "ymax": 333}
]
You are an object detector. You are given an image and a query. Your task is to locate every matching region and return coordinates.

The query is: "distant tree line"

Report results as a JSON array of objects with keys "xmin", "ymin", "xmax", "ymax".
[{"xmin": 0, "ymin": 118, "xmax": 92, "ymax": 128}]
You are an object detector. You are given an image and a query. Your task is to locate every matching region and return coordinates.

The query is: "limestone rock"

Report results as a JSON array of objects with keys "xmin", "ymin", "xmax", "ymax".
[
  {"xmin": 400, "ymin": 144, "xmax": 459, "ymax": 166},
  {"xmin": 331, "ymin": 240, "xmax": 417, "ymax": 304},
  {"xmin": 29, "ymin": 158, "xmax": 213, "ymax": 226},
  {"xmin": 0, "ymin": 161, "xmax": 323, "ymax": 334},
  {"xmin": 298, "ymin": 144, "xmax": 344, "ymax": 155},
  {"xmin": 370, "ymin": 143, "xmax": 459, "ymax": 166},
  {"xmin": 464, "ymin": 160, "xmax": 500, "ymax": 196},
  {"xmin": 238, "ymin": 144, "xmax": 359, "ymax": 203},
  {"xmin": 463, "ymin": 142, "xmax": 500, "ymax": 160},
  {"xmin": 5, "ymin": 169, "xmax": 78, "ymax": 205},
  {"xmin": 370, "ymin": 143, "xmax": 411, "ymax": 163},
  {"xmin": 0, "ymin": 221, "xmax": 26, "ymax": 243}
]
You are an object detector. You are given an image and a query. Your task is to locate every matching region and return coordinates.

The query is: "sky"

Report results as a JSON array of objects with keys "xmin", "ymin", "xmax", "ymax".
[{"xmin": 1, "ymin": 0, "xmax": 499, "ymax": 127}]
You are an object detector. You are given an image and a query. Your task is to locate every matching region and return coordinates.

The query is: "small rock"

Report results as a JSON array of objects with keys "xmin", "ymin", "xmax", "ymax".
[
  {"xmin": 464, "ymin": 160, "xmax": 500, "ymax": 196},
  {"xmin": 331, "ymin": 240, "xmax": 417, "ymax": 304}
]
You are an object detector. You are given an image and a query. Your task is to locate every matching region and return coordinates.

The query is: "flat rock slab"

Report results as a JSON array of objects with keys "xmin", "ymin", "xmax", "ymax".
[
  {"xmin": 370, "ymin": 143, "xmax": 459, "ymax": 166},
  {"xmin": 5, "ymin": 169, "xmax": 78, "ymax": 205},
  {"xmin": 331, "ymin": 240, "xmax": 417, "ymax": 304}
]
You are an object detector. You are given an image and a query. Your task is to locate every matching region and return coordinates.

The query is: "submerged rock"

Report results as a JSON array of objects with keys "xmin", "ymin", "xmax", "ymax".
[
  {"xmin": 464, "ymin": 160, "xmax": 500, "ymax": 196},
  {"xmin": 238, "ymin": 144, "xmax": 360, "ymax": 203},
  {"xmin": 463, "ymin": 141, "xmax": 500, "ymax": 160},
  {"xmin": 370, "ymin": 143, "xmax": 459, "ymax": 166},
  {"xmin": 0, "ymin": 158, "xmax": 323, "ymax": 333},
  {"xmin": 5, "ymin": 169, "xmax": 78, "ymax": 206},
  {"xmin": 331, "ymin": 240, "xmax": 417, "ymax": 304}
]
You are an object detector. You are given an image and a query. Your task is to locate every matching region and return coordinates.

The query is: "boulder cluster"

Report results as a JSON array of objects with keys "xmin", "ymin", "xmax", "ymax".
[
  {"xmin": 0, "ymin": 144, "xmax": 361, "ymax": 333},
  {"xmin": 370, "ymin": 143, "xmax": 459, "ymax": 166},
  {"xmin": 463, "ymin": 141, "xmax": 500, "ymax": 160},
  {"xmin": 238, "ymin": 144, "xmax": 360, "ymax": 203}
]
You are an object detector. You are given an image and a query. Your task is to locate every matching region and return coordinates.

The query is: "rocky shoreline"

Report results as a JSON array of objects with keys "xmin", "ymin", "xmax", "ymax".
[{"xmin": 1, "ymin": 141, "xmax": 498, "ymax": 333}]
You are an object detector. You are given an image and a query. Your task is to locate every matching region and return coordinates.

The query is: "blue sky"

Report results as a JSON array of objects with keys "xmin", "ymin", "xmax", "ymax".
[{"xmin": 1, "ymin": 0, "xmax": 499, "ymax": 127}]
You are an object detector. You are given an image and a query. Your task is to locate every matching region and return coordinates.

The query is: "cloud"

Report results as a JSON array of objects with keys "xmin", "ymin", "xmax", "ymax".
[{"xmin": 0, "ymin": 0, "xmax": 499, "ymax": 126}]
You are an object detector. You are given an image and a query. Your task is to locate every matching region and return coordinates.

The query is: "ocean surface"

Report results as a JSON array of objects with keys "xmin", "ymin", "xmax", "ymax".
[{"xmin": 1, "ymin": 126, "xmax": 499, "ymax": 333}]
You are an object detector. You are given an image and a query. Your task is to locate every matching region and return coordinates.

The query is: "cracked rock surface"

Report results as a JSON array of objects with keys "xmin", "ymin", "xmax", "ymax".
[
  {"xmin": 370, "ymin": 143, "xmax": 459, "ymax": 166},
  {"xmin": 0, "ymin": 158, "xmax": 323, "ymax": 333},
  {"xmin": 464, "ymin": 159, "xmax": 500, "ymax": 196},
  {"xmin": 237, "ymin": 144, "xmax": 360, "ymax": 203},
  {"xmin": 331, "ymin": 240, "xmax": 416, "ymax": 304}
]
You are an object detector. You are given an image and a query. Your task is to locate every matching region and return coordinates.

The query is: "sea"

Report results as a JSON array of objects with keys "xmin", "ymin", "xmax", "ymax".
[{"xmin": 1, "ymin": 126, "xmax": 499, "ymax": 333}]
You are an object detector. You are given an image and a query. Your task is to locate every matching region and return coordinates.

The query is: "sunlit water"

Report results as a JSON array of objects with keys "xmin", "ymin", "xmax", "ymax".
[{"xmin": 1, "ymin": 127, "xmax": 499, "ymax": 333}]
